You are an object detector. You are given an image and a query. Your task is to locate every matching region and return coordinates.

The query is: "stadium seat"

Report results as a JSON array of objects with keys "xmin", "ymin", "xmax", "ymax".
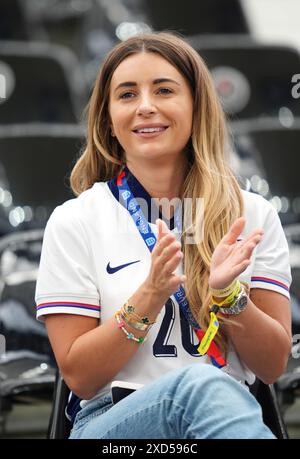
[
  {"xmin": 187, "ymin": 36, "xmax": 300, "ymax": 120},
  {"xmin": 277, "ymin": 365, "xmax": 300, "ymax": 412},
  {"xmin": 142, "ymin": 0, "xmax": 249, "ymax": 35},
  {"xmin": 0, "ymin": 229, "xmax": 57, "ymax": 436},
  {"xmin": 0, "ymin": 0, "xmax": 30, "ymax": 41},
  {"xmin": 48, "ymin": 373, "xmax": 72, "ymax": 439},
  {"xmin": 47, "ymin": 372, "xmax": 289, "ymax": 439},
  {"xmin": 231, "ymin": 118, "xmax": 300, "ymax": 224},
  {"xmin": 283, "ymin": 225, "xmax": 300, "ymax": 335},
  {"xmin": 0, "ymin": 41, "xmax": 87, "ymax": 124},
  {"xmin": 0, "ymin": 123, "xmax": 85, "ymax": 229},
  {"xmin": 0, "ymin": 228, "xmax": 53, "ymax": 357},
  {"xmin": 0, "ymin": 350, "xmax": 56, "ymax": 435}
]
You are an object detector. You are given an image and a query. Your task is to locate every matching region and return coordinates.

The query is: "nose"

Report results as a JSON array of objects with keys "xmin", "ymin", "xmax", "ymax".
[{"xmin": 136, "ymin": 92, "xmax": 156, "ymax": 116}]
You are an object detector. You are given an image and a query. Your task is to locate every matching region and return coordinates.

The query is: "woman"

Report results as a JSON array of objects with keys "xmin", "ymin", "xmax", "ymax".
[{"xmin": 35, "ymin": 32, "xmax": 291, "ymax": 439}]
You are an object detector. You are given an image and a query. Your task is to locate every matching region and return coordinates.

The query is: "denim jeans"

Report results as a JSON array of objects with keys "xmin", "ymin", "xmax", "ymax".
[{"xmin": 69, "ymin": 363, "xmax": 275, "ymax": 439}]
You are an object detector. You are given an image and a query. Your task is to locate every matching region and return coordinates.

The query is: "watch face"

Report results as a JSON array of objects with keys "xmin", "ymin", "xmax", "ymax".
[
  {"xmin": 239, "ymin": 295, "xmax": 248, "ymax": 308},
  {"xmin": 219, "ymin": 290, "xmax": 248, "ymax": 315}
]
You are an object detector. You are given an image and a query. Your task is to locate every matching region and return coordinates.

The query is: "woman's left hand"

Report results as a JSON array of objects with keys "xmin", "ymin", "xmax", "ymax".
[{"xmin": 209, "ymin": 217, "xmax": 263, "ymax": 290}]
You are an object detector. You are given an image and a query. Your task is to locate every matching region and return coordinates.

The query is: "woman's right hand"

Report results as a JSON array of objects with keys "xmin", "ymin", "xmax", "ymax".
[{"xmin": 143, "ymin": 219, "xmax": 187, "ymax": 301}]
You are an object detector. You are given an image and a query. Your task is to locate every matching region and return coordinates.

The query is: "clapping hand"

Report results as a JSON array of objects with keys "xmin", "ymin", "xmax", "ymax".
[
  {"xmin": 209, "ymin": 217, "xmax": 263, "ymax": 290},
  {"xmin": 144, "ymin": 219, "xmax": 186, "ymax": 301}
]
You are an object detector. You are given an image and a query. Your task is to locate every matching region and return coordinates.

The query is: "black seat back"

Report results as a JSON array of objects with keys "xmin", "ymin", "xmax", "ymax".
[
  {"xmin": 48, "ymin": 373, "xmax": 71, "ymax": 439},
  {"xmin": 142, "ymin": 0, "xmax": 249, "ymax": 35},
  {"xmin": 0, "ymin": 41, "xmax": 86, "ymax": 124},
  {"xmin": 0, "ymin": 124, "xmax": 85, "ymax": 227},
  {"xmin": 233, "ymin": 119, "xmax": 300, "ymax": 222},
  {"xmin": 249, "ymin": 379, "xmax": 288, "ymax": 439},
  {"xmin": 0, "ymin": 0, "xmax": 29, "ymax": 41},
  {"xmin": 189, "ymin": 37, "xmax": 300, "ymax": 120}
]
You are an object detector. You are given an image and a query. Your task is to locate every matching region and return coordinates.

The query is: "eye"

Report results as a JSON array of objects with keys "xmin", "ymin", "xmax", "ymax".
[
  {"xmin": 119, "ymin": 91, "xmax": 135, "ymax": 99},
  {"xmin": 158, "ymin": 87, "xmax": 173, "ymax": 95}
]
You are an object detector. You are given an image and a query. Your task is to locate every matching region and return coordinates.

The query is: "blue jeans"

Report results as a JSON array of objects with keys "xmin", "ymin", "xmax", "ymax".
[{"xmin": 69, "ymin": 364, "xmax": 276, "ymax": 439}]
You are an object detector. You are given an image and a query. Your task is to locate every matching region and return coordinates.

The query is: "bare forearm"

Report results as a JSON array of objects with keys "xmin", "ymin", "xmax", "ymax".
[
  {"xmin": 52, "ymin": 225, "xmax": 185, "ymax": 399},
  {"xmin": 222, "ymin": 300, "xmax": 291, "ymax": 384},
  {"xmin": 63, "ymin": 283, "xmax": 166, "ymax": 399}
]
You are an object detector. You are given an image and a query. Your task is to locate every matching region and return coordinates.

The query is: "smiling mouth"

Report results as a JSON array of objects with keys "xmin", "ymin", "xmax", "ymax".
[{"xmin": 132, "ymin": 126, "xmax": 169, "ymax": 137}]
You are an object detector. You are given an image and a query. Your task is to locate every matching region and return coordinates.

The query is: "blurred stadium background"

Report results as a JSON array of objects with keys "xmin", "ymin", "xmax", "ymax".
[{"xmin": 0, "ymin": 0, "xmax": 300, "ymax": 439}]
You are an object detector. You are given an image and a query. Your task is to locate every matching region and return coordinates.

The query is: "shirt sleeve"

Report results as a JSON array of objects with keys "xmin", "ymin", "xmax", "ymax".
[
  {"xmin": 250, "ymin": 201, "xmax": 292, "ymax": 299},
  {"xmin": 35, "ymin": 205, "xmax": 100, "ymax": 321}
]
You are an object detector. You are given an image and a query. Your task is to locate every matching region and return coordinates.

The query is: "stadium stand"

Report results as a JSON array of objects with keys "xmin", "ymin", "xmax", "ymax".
[
  {"xmin": 0, "ymin": 124, "xmax": 85, "ymax": 225},
  {"xmin": 141, "ymin": 0, "xmax": 250, "ymax": 35},
  {"xmin": 188, "ymin": 36, "xmax": 300, "ymax": 120},
  {"xmin": 0, "ymin": 41, "xmax": 87, "ymax": 124}
]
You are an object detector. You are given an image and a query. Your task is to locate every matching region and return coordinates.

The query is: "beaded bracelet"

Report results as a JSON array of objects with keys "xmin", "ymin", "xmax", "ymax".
[{"xmin": 115, "ymin": 311, "xmax": 147, "ymax": 344}]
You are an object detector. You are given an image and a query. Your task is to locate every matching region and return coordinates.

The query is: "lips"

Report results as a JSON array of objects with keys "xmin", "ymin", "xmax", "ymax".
[
  {"xmin": 132, "ymin": 124, "xmax": 169, "ymax": 137},
  {"xmin": 135, "ymin": 127, "xmax": 166, "ymax": 133},
  {"xmin": 132, "ymin": 123, "xmax": 169, "ymax": 131}
]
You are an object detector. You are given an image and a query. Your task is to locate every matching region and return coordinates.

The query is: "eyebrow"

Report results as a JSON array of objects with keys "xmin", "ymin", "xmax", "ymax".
[{"xmin": 114, "ymin": 78, "xmax": 180, "ymax": 92}]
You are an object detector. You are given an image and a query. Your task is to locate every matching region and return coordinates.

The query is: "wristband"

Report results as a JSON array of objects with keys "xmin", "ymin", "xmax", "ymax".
[
  {"xmin": 198, "ymin": 310, "xmax": 219, "ymax": 356},
  {"xmin": 212, "ymin": 280, "xmax": 241, "ymax": 306},
  {"xmin": 209, "ymin": 279, "xmax": 238, "ymax": 298}
]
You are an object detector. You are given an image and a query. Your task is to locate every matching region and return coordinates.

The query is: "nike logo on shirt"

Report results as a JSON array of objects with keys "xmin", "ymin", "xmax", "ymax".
[{"xmin": 106, "ymin": 260, "xmax": 140, "ymax": 274}]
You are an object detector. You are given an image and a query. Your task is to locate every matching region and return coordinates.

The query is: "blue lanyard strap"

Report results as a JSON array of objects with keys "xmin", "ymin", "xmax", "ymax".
[
  {"xmin": 115, "ymin": 169, "xmax": 226, "ymax": 368},
  {"xmin": 117, "ymin": 169, "xmax": 199, "ymax": 330}
]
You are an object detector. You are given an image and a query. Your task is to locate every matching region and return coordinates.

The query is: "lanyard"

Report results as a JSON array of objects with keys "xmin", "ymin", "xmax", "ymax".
[{"xmin": 116, "ymin": 170, "xmax": 226, "ymax": 368}]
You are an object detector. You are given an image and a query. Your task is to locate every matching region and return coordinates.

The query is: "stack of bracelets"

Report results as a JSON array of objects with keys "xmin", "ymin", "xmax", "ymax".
[
  {"xmin": 115, "ymin": 279, "xmax": 250, "ymax": 350},
  {"xmin": 210, "ymin": 279, "xmax": 250, "ymax": 309},
  {"xmin": 198, "ymin": 278, "xmax": 250, "ymax": 355},
  {"xmin": 114, "ymin": 300, "xmax": 156, "ymax": 345}
]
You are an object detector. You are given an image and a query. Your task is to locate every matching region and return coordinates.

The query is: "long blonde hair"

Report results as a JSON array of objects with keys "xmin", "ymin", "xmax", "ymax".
[{"xmin": 70, "ymin": 32, "xmax": 244, "ymax": 355}]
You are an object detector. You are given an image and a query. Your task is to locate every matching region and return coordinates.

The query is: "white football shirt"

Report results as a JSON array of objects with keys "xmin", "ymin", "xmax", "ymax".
[{"xmin": 35, "ymin": 168, "xmax": 291, "ymax": 411}]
